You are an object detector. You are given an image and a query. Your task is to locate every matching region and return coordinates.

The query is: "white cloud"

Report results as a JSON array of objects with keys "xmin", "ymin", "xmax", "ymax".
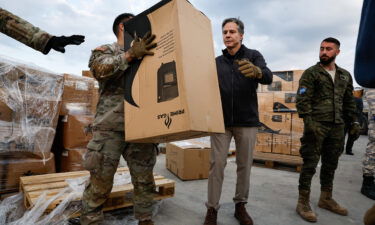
[{"xmin": 0, "ymin": 0, "xmax": 364, "ymax": 87}]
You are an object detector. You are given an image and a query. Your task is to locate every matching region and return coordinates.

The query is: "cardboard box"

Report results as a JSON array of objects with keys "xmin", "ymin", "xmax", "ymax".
[
  {"xmin": 0, "ymin": 152, "xmax": 55, "ymax": 192},
  {"xmin": 291, "ymin": 133, "xmax": 302, "ymax": 156},
  {"xmin": 273, "ymin": 92, "xmax": 297, "ymax": 112},
  {"xmin": 60, "ymin": 74, "xmax": 97, "ymax": 115},
  {"xmin": 62, "ymin": 115, "xmax": 94, "ymax": 149},
  {"xmin": 82, "ymin": 70, "xmax": 94, "ymax": 78},
  {"xmin": 0, "ymin": 100, "xmax": 12, "ymax": 122},
  {"xmin": 272, "ymin": 134, "xmax": 291, "ymax": 155},
  {"xmin": 257, "ymin": 92, "xmax": 274, "ymax": 113},
  {"xmin": 291, "ymin": 112, "xmax": 304, "ymax": 134},
  {"xmin": 259, "ymin": 112, "xmax": 292, "ymax": 134},
  {"xmin": 61, "ymin": 148, "xmax": 87, "ymax": 172},
  {"xmin": 259, "ymin": 70, "xmax": 304, "ymax": 92},
  {"xmin": 0, "ymin": 124, "xmax": 56, "ymax": 154},
  {"xmin": 166, "ymin": 141, "xmax": 210, "ymax": 180},
  {"xmin": 255, "ymin": 132, "xmax": 273, "ymax": 153},
  {"xmin": 292, "ymin": 70, "xmax": 304, "ymax": 91},
  {"xmin": 123, "ymin": 0, "xmax": 224, "ymax": 143}
]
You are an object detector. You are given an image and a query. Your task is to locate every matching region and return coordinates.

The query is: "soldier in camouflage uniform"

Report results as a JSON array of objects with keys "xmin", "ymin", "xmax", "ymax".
[
  {"xmin": 79, "ymin": 13, "xmax": 157, "ymax": 225},
  {"xmin": 0, "ymin": 8, "xmax": 84, "ymax": 54},
  {"xmin": 361, "ymin": 88, "xmax": 375, "ymax": 200},
  {"xmin": 295, "ymin": 37, "xmax": 360, "ymax": 223}
]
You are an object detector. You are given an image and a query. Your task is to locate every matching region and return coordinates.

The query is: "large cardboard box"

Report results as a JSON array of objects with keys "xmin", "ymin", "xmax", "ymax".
[
  {"xmin": 123, "ymin": 0, "xmax": 224, "ymax": 143},
  {"xmin": 259, "ymin": 112, "xmax": 292, "ymax": 134},
  {"xmin": 61, "ymin": 148, "xmax": 87, "ymax": 172},
  {"xmin": 259, "ymin": 70, "xmax": 304, "ymax": 92},
  {"xmin": 291, "ymin": 112, "xmax": 304, "ymax": 134},
  {"xmin": 60, "ymin": 74, "xmax": 97, "ymax": 115},
  {"xmin": 0, "ymin": 152, "xmax": 55, "ymax": 192},
  {"xmin": 255, "ymin": 132, "xmax": 273, "ymax": 153},
  {"xmin": 0, "ymin": 124, "xmax": 56, "ymax": 154},
  {"xmin": 272, "ymin": 134, "xmax": 292, "ymax": 154},
  {"xmin": 273, "ymin": 92, "xmax": 297, "ymax": 112},
  {"xmin": 166, "ymin": 141, "xmax": 210, "ymax": 180},
  {"xmin": 257, "ymin": 92, "xmax": 274, "ymax": 113},
  {"xmin": 62, "ymin": 115, "xmax": 94, "ymax": 149}
]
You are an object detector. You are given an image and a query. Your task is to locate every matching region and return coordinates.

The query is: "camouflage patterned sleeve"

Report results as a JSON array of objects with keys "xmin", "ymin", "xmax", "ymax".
[
  {"xmin": 342, "ymin": 75, "xmax": 357, "ymax": 122},
  {"xmin": 88, "ymin": 45, "xmax": 129, "ymax": 81},
  {"xmin": 296, "ymin": 69, "xmax": 315, "ymax": 117},
  {"xmin": 0, "ymin": 8, "xmax": 52, "ymax": 53}
]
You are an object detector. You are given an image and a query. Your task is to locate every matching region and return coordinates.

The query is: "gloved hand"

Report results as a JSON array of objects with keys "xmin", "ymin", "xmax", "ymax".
[
  {"xmin": 128, "ymin": 31, "xmax": 157, "ymax": 59},
  {"xmin": 44, "ymin": 35, "xmax": 85, "ymax": 54},
  {"xmin": 349, "ymin": 122, "xmax": 361, "ymax": 139},
  {"xmin": 236, "ymin": 59, "xmax": 262, "ymax": 79}
]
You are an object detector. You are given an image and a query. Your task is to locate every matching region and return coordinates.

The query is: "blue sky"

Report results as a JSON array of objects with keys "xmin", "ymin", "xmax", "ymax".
[{"xmin": 0, "ymin": 0, "xmax": 363, "ymax": 86}]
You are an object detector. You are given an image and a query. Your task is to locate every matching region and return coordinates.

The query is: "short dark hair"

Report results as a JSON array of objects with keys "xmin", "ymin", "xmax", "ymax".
[
  {"xmin": 113, "ymin": 13, "xmax": 135, "ymax": 36},
  {"xmin": 322, "ymin": 37, "xmax": 340, "ymax": 48},
  {"xmin": 222, "ymin": 18, "xmax": 244, "ymax": 34}
]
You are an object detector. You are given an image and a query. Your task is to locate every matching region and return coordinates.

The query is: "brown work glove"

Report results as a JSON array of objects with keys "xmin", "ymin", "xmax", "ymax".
[
  {"xmin": 128, "ymin": 31, "xmax": 157, "ymax": 59},
  {"xmin": 349, "ymin": 122, "xmax": 361, "ymax": 140},
  {"xmin": 236, "ymin": 59, "xmax": 262, "ymax": 79}
]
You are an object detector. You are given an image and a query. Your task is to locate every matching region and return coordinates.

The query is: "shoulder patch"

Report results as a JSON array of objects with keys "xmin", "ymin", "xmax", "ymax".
[{"xmin": 298, "ymin": 87, "xmax": 307, "ymax": 94}]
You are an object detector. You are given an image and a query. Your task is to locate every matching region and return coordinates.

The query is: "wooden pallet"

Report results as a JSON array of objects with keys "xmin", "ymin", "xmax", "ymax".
[
  {"xmin": 253, "ymin": 151, "xmax": 303, "ymax": 172},
  {"xmin": 20, "ymin": 167, "xmax": 175, "ymax": 214}
]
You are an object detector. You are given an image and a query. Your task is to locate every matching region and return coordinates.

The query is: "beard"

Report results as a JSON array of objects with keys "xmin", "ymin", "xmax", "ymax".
[{"xmin": 319, "ymin": 54, "xmax": 336, "ymax": 65}]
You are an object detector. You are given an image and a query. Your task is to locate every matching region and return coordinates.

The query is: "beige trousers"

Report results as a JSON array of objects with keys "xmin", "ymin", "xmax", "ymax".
[{"xmin": 206, "ymin": 127, "xmax": 257, "ymax": 210}]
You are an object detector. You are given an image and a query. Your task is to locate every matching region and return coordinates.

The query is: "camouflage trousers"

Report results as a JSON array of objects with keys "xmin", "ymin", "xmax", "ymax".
[
  {"xmin": 80, "ymin": 131, "xmax": 157, "ymax": 225},
  {"xmin": 363, "ymin": 118, "xmax": 375, "ymax": 176},
  {"xmin": 298, "ymin": 121, "xmax": 345, "ymax": 191}
]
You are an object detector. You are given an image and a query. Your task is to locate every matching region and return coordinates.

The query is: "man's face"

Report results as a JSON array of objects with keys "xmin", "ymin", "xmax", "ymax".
[
  {"xmin": 222, "ymin": 22, "xmax": 243, "ymax": 49},
  {"xmin": 319, "ymin": 41, "xmax": 340, "ymax": 65}
]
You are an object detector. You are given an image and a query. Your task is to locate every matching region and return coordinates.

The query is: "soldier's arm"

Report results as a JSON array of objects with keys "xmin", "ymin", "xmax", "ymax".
[
  {"xmin": 296, "ymin": 69, "xmax": 315, "ymax": 118},
  {"xmin": 89, "ymin": 45, "xmax": 130, "ymax": 81},
  {"xmin": 0, "ymin": 8, "xmax": 52, "ymax": 53},
  {"xmin": 252, "ymin": 50, "xmax": 273, "ymax": 85},
  {"xmin": 342, "ymin": 75, "xmax": 357, "ymax": 122}
]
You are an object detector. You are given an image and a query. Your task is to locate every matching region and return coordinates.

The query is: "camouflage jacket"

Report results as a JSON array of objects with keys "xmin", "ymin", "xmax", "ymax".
[
  {"xmin": 365, "ymin": 88, "xmax": 375, "ymax": 122},
  {"xmin": 0, "ymin": 8, "xmax": 52, "ymax": 54},
  {"xmin": 89, "ymin": 42, "xmax": 129, "ymax": 131},
  {"xmin": 296, "ymin": 63, "xmax": 357, "ymax": 124}
]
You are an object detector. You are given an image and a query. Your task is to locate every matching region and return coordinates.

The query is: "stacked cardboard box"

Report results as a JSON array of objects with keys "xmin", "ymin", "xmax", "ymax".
[
  {"xmin": 54, "ymin": 73, "xmax": 98, "ymax": 172},
  {"xmin": 256, "ymin": 70, "xmax": 304, "ymax": 156},
  {"xmin": 0, "ymin": 57, "xmax": 62, "ymax": 192}
]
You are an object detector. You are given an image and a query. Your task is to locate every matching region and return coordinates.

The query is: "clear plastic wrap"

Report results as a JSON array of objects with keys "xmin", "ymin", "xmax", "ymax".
[
  {"xmin": 0, "ymin": 55, "xmax": 63, "ymax": 155},
  {"xmin": 60, "ymin": 74, "xmax": 99, "ymax": 116},
  {"xmin": 0, "ymin": 171, "xmax": 154, "ymax": 225}
]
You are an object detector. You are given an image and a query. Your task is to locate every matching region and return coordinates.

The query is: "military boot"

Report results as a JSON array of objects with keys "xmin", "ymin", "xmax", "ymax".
[
  {"xmin": 139, "ymin": 220, "xmax": 154, "ymax": 225},
  {"xmin": 203, "ymin": 207, "xmax": 217, "ymax": 225},
  {"xmin": 296, "ymin": 189, "xmax": 317, "ymax": 223},
  {"xmin": 234, "ymin": 202, "xmax": 253, "ymax": 225},
  {"xmin": 318, "ymin": 191, "xmax": 348, "ymax": 216},
  {"xmin": 361, "ymin": 175, "xmax": 375, "ymax": 200}
]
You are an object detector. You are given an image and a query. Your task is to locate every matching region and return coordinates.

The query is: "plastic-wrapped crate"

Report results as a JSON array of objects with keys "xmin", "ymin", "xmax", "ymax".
[{"xmin": 0, "ymin": 56, "xmax": 63, "ymax": 155}]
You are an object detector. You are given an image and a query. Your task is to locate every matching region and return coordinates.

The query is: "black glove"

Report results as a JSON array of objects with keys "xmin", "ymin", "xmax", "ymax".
[{"xmin": 43, "ymin": 35, "xmax": 85, "ymax": 54}]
